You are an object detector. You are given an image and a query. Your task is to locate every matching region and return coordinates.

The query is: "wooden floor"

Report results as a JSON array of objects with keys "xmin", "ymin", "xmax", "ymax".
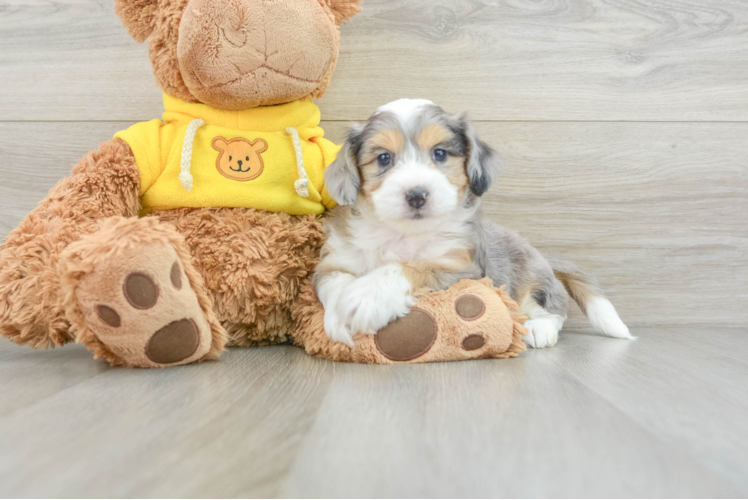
[
  {"xmin": 1, "ymin": 0, "xmax": 747, "ymax": 497},
  {"xmin": 1, "ymin": 328, "xmax": 747, "ymax": 497}
]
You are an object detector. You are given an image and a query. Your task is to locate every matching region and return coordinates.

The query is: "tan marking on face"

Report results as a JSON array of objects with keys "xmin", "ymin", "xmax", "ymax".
[
  {"xmin": 418, "ymin": 124, "xmax": 471, "ymax": 196},
  {"xmin": 417, "ymin": 124, "xmax": 451, "ymax": 151},
  {"xmin": 371, "ymin": 129, "xmax": 406, "ymax": 155},
  {"xmin": 444, "ymin": 156, "xmax": 470, "ymax": 197},
  {"xmin": 356, "ymin": 131, "xmax": 403, "ymax": 198},
  {"xmin": 356, "ymin": 161, "xmax": 384, "ymax": 197}
]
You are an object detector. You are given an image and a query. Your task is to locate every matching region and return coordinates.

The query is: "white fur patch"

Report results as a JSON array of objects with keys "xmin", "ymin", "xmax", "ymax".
[
  {"xmin": 371, "ymin": 163, "xmax": 459, "ymax": 228},
  {"xmin": 586, "ymin": 296, "xmax": 633, "ymax": 339},
  {"xmin": 316, "ymin": 272, "xmax": 357, "ymax": 346},
  {"xmin": 376, "ymin": 98, "xmax": 435, "ymax": 122},
  {"xmin": 323, "ymin": 203, "xmax": 478, "ymax": 277},
  {"xmin": 519, "ymin": 295, "xmax": 565, "ymax": 349},
  {"xmin": 519, "ymin": 295, "xmax": 566, "ymax": 349},
  {"xmin": 523, "ymin": 316, "xmax": 563, "ymax": 349}
]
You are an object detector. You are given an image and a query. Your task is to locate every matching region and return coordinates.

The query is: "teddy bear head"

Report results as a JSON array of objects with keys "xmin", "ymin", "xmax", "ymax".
[{"xmin": 114, "ymin": 0, "xmax": 362, "ymax": 110}]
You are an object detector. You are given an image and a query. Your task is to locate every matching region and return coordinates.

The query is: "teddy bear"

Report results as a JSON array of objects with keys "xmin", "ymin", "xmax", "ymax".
[{"xmin": 0, "ymin": 0, "xmax": 363, "ymax": 368}]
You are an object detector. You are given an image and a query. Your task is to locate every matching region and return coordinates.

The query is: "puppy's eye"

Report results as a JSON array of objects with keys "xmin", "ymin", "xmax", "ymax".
[
  {"xmin": 377, "ymin": 153, "xmax": 392, "ymax": 167},
  {"xmin": 433, "ymin": 149, "xmax": 448, "ymax": 163},
  {"xmin": 229, "ymin": 156, "xmax": 232, "ymax": 161},
  {"xmin": 246, "ymin": 156, "xmax": 249, "ymax": 161}
]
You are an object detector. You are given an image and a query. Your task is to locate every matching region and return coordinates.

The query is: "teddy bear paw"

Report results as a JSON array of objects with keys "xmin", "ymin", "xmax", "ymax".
[{"xmin": 62, "ymin": 225, "xmax": 218, "ymax": 368}]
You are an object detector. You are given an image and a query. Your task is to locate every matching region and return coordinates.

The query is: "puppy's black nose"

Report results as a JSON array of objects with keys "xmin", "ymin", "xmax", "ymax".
[
  {"xmin": 237, "ymin": 160, "xmax": 243, "ymax": 167},
  {"xmin": 405, "ymin": 188, "xmax": 429, "ymax": 209}
]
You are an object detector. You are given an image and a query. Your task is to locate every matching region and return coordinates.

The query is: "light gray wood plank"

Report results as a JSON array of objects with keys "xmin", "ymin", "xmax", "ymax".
[
  {"xmin": 2, "ymin": 0, "xmax": 748, "ymax": 121},
  {"xmin": 0, "ymin": 345, "xmax": 335, "ymax": 498},
  {"xmin": 2, "ymin": 121, "xmax": 745, "ymax": 328},
  {"xmin": 0, "ymin": 340, "xmax": 109, "ymax": 418},
  {"xmin": 474, "ymin": 121, "xmax": 748, "ymax": 329},
  {"xmin": 280, "ymin": 332, "xmax": 744, "ymax": 498},
  {"xmin": 0, "ymin": 121, "xmax": 126, "ymax": 236},
  {"xmin": 1, "ymin": 330, "xmax": 746, "ymax": 498},
  {"xmin": 546, "ymin": 327, "xmax": 748, "ymax": 492}
]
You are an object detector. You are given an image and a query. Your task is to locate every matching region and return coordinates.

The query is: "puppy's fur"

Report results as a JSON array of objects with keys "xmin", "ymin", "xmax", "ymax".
[{"xmin": 314, "ymin": 99, "xmax": 632, "ymax": 348}]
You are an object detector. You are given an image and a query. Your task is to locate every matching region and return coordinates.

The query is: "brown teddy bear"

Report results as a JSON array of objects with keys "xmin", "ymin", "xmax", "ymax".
[
  {"xmin": 0, "ymin": 0, "xmax": 363, "ymax": 368},
  {"xmin": 0, "ymin": 0, "xmax": 527, "ymax": 367}
]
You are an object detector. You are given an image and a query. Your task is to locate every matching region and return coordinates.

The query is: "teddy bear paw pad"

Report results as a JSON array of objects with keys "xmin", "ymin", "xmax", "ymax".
[
  {"xmin": 375, "ymin": 308, "xmax": 438, "ymax": 361},
  {"xmin": 73, "ymin": 245, "xmax": 214, "ymax": 368},
  {"xmin": 145, "ymin": 319, "xmax": 200, "ymax": 364},
  {"xmin": 461, "ymin": 334, "xmax": 486, "ymax": 351}
]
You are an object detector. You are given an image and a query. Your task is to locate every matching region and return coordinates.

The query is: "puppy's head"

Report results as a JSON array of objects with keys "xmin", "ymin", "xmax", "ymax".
[{"xmin": 325, "ymin": 99, "xmax": 501, "ymax": 232}]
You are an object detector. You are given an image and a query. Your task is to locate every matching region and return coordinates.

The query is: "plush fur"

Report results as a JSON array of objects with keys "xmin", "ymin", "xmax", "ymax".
[
  {"xmin": 154, "ymin": 208, "xmax": 325, "ymax": 347},
  {"xmin": 292, "ymin": 278, "xmax": 527, "ymax": 364},
  {"xmin": 0, "ymin": 138, "xmax": 140, "ymax": 349},
  {"xmin": 59, "ymin": 217, "xmax": 226, "ymax": 367},
  {"xmin": 0, "ymin": 0, "xmax": 359, "ymax": 367},
  {"xmin": 112, "ymin": 0, "xmax": 357, "ymax": 108}
]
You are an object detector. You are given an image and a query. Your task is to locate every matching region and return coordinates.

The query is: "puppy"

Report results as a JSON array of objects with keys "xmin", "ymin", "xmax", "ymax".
[{"xmin": 313, "ymin": 99, "xmax": 632, "ymax": 348}]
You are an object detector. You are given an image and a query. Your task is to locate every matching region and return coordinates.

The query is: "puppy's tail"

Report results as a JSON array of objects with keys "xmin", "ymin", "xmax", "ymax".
[{"xmin": 549, "ymin": 258, "xmax": 633, "ymax": 339}]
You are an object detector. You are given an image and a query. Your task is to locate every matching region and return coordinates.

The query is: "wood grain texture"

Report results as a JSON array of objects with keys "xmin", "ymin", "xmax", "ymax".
[
  {"xmin": 0, "ymin": 345, "xmax": 335, "ymax": 498},
  {"xmin": 1, "ymin": 0, "xmax": 748, "ymax": 121},
  {"xmin": 2, "ymin": 121, "xmax": 745, "ymax": 328},
  {"xmin": 1, "ymin": 329, "xmax": 747, "ymax": 497},
  {"xmin": 543, "ymin": 327, "xmax": 748, "ymax": 492}
]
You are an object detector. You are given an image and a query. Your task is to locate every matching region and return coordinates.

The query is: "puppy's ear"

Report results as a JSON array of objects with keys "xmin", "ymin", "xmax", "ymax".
[
  {"xmin": 113, "ymin": 0, "xmax": 158, "ymax": 43},
  {"xmin": 459, "ymin": 113, "xmax": 501, "ymax": 197},
  {"xmin": 325, "ymin": 124, "xmax": 364, "ymax": 206}
]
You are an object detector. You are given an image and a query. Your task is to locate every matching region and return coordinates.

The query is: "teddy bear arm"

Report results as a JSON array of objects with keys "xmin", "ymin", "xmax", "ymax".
[{"xmin": 0, "ymin": 139, "xmax": 142, "ymax": 348}]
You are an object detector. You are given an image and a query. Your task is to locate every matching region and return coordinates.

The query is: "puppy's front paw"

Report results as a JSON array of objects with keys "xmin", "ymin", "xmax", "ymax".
[
  {"xmin": 343, "ymin": 264, "xmax": 416, "ymax": 336},
  {"xmin": 523, "ymin": 318, "xmax": 560, "ymax": 349},
  {"xmin": 323, "ymin": 307, "xmax": 355, "ymax": 348}
]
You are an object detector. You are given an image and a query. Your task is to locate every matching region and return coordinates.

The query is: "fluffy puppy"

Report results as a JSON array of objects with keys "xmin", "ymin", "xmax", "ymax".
[{"xmin": 314, "ymin": 99, "xmax": 632, "ymax": 348}]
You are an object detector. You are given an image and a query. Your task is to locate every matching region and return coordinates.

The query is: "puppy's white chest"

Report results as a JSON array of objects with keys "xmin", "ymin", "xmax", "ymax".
[
  {"xmin": 377, "ymin": 237, "xmax": 425, "ymax": 263},
  {"xmin": 371, "ymin": 232, "xmax": 460, "ymax": 267}
]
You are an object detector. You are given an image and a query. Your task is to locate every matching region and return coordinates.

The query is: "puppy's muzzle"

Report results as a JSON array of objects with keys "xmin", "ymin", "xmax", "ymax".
[{"xmin": 406, "ymin": 188, "xmax": 429, "ymax": 209}]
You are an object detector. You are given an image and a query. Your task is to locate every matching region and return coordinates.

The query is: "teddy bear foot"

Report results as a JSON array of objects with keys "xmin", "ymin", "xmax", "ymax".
[
  {"xmin": 293, "ymin": 278, "xmax": 528, "ymax": 364},
  {"xmin": 59, "ymin": 217, "xmax": 226, "ymax": 368}
]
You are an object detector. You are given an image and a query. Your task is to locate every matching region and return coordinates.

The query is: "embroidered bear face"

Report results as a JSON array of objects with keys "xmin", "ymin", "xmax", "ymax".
[{"xmin": 211, "ymin": 137, "xmax": 268, "ymax": 182}]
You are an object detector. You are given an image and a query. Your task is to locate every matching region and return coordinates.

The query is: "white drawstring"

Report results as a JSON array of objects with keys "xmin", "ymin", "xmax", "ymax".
[
  {"xmin": 283, "ymin": 127, "xmax": 310, "ymax": 198},
  {"xmin": 179, "ymin": 118, "xmax": 205, "ymax": 192}
]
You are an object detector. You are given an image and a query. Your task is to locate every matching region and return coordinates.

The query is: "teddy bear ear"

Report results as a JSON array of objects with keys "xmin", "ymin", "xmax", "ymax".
[
  {"xmin": 113, "ymin": 0, "xmax": 159, "ymax": 43},
  {"xmin": 250, "ymin": 139, "xmax": 269, "ymax": 154},
  {"xmin": 322, "ymin": 0, "xmax": 363, "ymax": 25},
  {"xmin": 211, "ymin": 137, "xmax": 228, "ymax": 151}
]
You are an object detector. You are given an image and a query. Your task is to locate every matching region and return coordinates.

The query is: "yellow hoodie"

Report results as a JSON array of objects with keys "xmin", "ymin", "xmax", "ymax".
[{"xmin": 114, "ymin": 94, "xmax": 340, "ymax": 215}]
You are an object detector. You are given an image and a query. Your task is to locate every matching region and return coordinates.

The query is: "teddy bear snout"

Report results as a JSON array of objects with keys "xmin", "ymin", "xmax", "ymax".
[{"xmin": 176, "ymin": 0, "xmax": 338, "ymax": 110}]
